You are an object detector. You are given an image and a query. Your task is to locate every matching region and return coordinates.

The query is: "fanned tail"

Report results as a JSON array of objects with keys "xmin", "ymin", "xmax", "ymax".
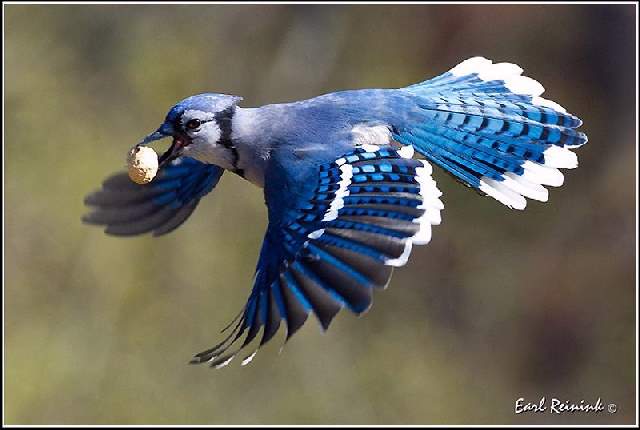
[{"xmin": 396, "ymin": 56, "xmax": 587, "ymax": 209}]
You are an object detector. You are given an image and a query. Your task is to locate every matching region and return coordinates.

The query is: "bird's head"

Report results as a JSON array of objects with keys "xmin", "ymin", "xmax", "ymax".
[{"xmin": 139, "ymin": 93, "xmax": 243, "ymax": 168}]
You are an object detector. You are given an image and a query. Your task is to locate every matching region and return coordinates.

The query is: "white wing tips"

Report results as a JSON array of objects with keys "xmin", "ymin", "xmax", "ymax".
[
  {"xmin": 385, "ymin": 240, "xmax": 413, "ymax": 267},
  {"xmin": 240, "ymin": 350, "xmax": 258, "ymax": 366},
  {"xmin": 385, "ymin": 159, "xmax": 444, "ymax": 266}
]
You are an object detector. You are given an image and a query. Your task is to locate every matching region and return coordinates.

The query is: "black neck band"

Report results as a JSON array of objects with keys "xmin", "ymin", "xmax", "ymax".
[{"xmin": 215, "ymin": 106, "xmax": 245, "ymax": 178}]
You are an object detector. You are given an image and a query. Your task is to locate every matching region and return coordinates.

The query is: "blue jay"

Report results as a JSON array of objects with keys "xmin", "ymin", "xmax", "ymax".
[{"xmin": 84, "ymin": 57, "xmax": 587, "ymax": 368}]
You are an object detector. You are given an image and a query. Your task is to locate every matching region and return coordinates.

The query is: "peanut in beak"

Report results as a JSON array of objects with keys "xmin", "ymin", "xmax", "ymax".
[{"xmin": 127, "ymin": 145, "xmax": 159, "ymax": 184}]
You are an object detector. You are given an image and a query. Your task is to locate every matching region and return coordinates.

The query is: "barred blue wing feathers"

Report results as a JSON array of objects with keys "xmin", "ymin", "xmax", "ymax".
[
  {"xmin": 190, "ymin": 146, "xmax": 444, "ymax": 368},
  {"xmin": 83, "ymin": 157, "xmax": 224, "ymax": 236}
]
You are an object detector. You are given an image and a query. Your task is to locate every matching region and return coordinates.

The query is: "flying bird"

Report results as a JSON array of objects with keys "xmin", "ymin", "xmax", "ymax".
[{"xmin": 83, "ymin": 57, "xmax": 588, "ymax": 368}]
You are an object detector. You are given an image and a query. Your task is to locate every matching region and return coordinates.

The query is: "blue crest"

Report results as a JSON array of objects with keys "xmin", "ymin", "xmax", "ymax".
[{"xmin": 164, "ymin": 93, "xmax": 243, "ymax": 124}]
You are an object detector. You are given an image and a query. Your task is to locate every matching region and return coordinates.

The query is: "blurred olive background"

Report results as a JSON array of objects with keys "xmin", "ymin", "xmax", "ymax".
[{"xmin": 4, "ymin": 3, "xmax": 636, "ymax": 425}]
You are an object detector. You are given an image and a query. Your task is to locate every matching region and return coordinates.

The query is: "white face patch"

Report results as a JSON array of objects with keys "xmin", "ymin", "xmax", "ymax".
[
  {"xmin": 182, "ymin": 109, "xmax": 219, "ymax": 144},
  {"xmin": 351, "ymin": 124, "xmax": 392, "ymax": 151},
  {"xmin": 190, "ymin": 119, "xmax": 222, "ymax": 146},
  {"xmin": 179, "ymin": 109, "xmax": 235, "ymax": 168}
]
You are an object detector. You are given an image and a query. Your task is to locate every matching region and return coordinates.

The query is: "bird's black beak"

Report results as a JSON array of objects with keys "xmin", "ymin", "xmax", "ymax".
[
  {"xmin": 138, "ymin": 124, "xmax": 190, "ymax": 167},
  {"xmin": 138, "ymin": 129, "xmax": 168, "ymax": 146}
]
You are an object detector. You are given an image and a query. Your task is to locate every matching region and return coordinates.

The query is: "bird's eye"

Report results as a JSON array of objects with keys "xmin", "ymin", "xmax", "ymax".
[{"xmin": 186, "ymin": 119, "xmax": 201, "ymax": 130}]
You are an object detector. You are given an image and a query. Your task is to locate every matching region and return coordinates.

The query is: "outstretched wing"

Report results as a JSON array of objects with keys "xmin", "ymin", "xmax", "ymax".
[
  {"xmin": 191, "ymin": 145, "xmax": 444, "ymax": 368},
  {"xmin": 83, "ymin": 157, "xmax": 224, "ymax": 236}
]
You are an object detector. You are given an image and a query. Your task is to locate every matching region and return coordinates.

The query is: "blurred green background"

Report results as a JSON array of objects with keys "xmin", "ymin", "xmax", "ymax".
[{"xmin": 4, "ymin": 3, "xmax": 636, "ymax": 425}]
